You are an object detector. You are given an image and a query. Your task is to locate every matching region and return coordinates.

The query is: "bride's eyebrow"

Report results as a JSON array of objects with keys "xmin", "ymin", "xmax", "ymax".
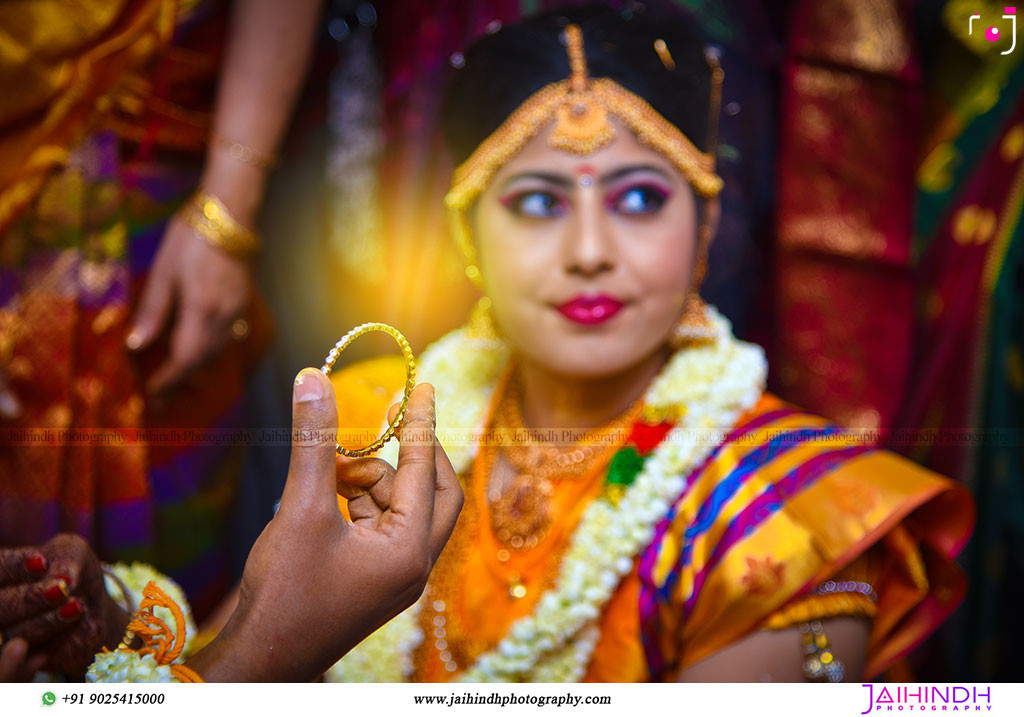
[
  {"xmin": 497, "ymin": 163, "xmax": 672, "ymax": 192},
  {"xmin": 498, "ymin": 171, "xmax": 573, "ymax": 190},
  {"xmin": 598, "ymin": 164, "xmax": 672, "ymax": 185}
]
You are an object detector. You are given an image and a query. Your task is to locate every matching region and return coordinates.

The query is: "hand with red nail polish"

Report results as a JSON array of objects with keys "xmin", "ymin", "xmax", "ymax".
[
  {"xmin": 0, "ymin": 546, "xmax": 70, "ymax": 681},
  {"xmin": 0, "ymin": 535, "xmax": 129, "ymax": 681}
]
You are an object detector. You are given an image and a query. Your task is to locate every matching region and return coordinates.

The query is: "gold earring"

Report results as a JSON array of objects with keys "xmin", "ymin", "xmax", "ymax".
[
  {"xmin": 668, "ymin": 293, "xmax": 716, "ymax": 349},
  {"xmin": 668, "ymin": 218, "xmax": 717, "ymax": 349},
  {"xmin": 466, "ymin": 296, "xmax": 505, "ymax": 344}
]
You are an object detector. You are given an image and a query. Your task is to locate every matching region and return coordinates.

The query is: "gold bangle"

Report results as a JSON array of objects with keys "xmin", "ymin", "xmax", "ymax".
[
  {"xmin": 321, "ymin": 323, "xmax": 416, "ymax": 457},
  {"xmin": 185, "ymin": 191, "xmax": 260, "ymax": 257},
  {"xmin": 212, "ymin": 135, "xmax": 278, "ymax": 170}
]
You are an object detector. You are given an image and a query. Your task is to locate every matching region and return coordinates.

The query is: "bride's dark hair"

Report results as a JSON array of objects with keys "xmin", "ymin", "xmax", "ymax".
[{"xmin": 440, "ymin": 4, "xmax": 714, "ymax": 166}]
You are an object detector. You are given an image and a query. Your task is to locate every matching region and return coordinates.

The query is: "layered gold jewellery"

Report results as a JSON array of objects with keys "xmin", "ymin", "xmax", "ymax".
[
  {"xmin": 183, "ymin": 190, "xmax": 261, "ymax": 258},
  {"xmin": 489, "ymin": 370, "xmax": 645, "ymax": 550},
  {"xmin": 321, "ymin": 323, "xmax": 416, "ymax": 457}
]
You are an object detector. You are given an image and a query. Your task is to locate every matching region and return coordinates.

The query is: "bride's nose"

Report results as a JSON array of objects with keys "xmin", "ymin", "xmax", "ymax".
[{"xmin": 562, "ymin": 187, "xmax": 616, "ymax": 277}]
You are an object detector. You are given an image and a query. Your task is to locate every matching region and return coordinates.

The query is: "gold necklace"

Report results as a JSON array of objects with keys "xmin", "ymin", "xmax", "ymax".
[{"xmin": 488, "ymin": 370, "xmax": 644, "ymax": 551}]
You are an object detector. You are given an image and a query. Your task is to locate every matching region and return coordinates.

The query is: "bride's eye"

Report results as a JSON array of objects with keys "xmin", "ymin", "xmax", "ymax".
[
  {"xmin": 501, "ymin": 190, "xmax": 567, "ymax": 218},
  {"xmin": 609, "ymin": 184, "xmax": 670, "ymax": 215}
]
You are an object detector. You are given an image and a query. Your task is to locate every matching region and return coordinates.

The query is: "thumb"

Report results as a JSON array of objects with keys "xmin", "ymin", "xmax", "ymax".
[
  {"xmin": 280, "ymin": 368, "xmax": 339, "ymax": 515},
  {"xmin": 127, "ymin": 269, "xmax": 174, "ymax": 351}
]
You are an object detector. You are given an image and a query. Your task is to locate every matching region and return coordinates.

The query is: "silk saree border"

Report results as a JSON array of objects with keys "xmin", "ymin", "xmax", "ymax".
[{"xmin": 641, "ymin": 405, "xmax": 830, "ymax": 601}]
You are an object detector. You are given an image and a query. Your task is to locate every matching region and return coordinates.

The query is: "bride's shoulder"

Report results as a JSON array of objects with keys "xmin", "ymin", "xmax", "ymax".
[
  {"xmin": 707, "ymin": 390, "xmax": 960, "ymax": 500},
  {"xmin": 648, "ymin": 388, "xmax": 971, "ymax": 596},
  {"xmin": 642, "ymin": 391, "xmax": 973, "ymax": 678}
]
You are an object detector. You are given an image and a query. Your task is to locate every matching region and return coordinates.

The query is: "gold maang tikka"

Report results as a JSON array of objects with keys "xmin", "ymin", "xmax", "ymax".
[{"xmin": 445, "ymin": 24, "xmax": 725, "ymax": 295}]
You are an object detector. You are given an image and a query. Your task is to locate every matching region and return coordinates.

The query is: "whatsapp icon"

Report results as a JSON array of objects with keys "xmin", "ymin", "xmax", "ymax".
[{"xmin": 42, "ymin": 691, "xmax": 56, "ymax": 706}]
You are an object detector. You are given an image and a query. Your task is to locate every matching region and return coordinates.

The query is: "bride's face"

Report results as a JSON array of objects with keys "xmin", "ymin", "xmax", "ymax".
[{"xmin": 472, "ymin": 119, "xmax": 702, "ymax": 378}]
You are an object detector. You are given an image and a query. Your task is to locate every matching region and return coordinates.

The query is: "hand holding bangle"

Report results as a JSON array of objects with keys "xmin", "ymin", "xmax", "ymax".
[{"xmin": 184, "ymin": 370, "xmax": 462, "ymax": 682}]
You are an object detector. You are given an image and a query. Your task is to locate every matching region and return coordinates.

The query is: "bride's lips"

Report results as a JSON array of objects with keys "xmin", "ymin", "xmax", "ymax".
[{"xmin": 555, "ymin": 294, "xmax": 625, "ymax": 325}]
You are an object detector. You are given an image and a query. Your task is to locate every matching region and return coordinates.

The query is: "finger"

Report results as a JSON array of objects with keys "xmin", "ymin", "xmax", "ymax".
[
  {"xmin": 280, "ymin": 368, "xmax": 340, "ymax": 516},
  {"xmin": 2, "ymin": 597, "xmax": 81, "ymax": 646},
  {"xmin": 389, "ymin": 383, "xmax": 437, "ymax": 541},
  {"xmin": 382, "ymin": 399, "xmax": 462, "ymax": 558},
  {"xmin": 42, "ymin": 534, "xmax": 89, "ymax": 593},
  {"xmin": 336, "ymin": 455, "xmax": 396, "ymax": 509},
  {"xmin": 0, "ymin": 579, "xmax": 69, "ymax": 627},
  {"xmin": 127, "ymin": 264, "xmax": 174, "ymax": 352},
  {"xmin": 0, "ymin": 377, "xmax": 21, "ymax": 421},
  {"xmin": 427, "ymin": 435, "xmax": 463, "ymax": 561},
  {"xmin": 195, "ymin": 305, "xmax": 232, "ymax": 366},
  {"xmin": 0, "ymin": 549, "xmax": 48, "ymax": 588},
  {"xmin": 0, "ymin": 637, "xmax": 28, "ymax": 682},
  {"xmin": 345, "ymin": 493, "xmax": 384, "ymax": 524},
  {"xmin": 335, "ymin": 480, "xmax": 368, "ymax": 502},
  {"xmin": 146, "ymin": 306, "xmax": 208, "ymax": 395}
]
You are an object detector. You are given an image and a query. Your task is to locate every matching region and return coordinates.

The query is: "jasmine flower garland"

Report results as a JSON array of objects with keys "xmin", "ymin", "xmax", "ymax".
[{"xmin": 87, "ymin": 651, "xmax": 178, "ymax": 683}]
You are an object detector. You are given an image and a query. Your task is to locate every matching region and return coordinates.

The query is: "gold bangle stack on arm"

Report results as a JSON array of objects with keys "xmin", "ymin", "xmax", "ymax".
[
  {"xmin": 184, "ymin": 190, "xmax": 261, "ymax": 258},
  {"xmin": 321, "ymin": 322, "xmax": 416, "ymax": 457}
]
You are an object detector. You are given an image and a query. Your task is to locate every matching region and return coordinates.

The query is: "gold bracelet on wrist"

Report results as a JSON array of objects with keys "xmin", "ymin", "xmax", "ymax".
[
  {"xmin": 184, "ymin": 190, "xmax": 261, "ymax": 258},
  {"xmin": 212, "ymin": 135, "xmax": 278, "ymax": 170}
]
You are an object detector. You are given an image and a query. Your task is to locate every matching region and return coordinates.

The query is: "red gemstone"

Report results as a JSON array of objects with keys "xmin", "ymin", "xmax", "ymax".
[{"xmin": 627, "ymin": 421, "xmax": 673, "ymax": 455}]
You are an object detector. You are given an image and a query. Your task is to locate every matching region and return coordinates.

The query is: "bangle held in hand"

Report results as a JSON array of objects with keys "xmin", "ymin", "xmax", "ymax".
[{"xmin": 321, "ymin": 323, "xmax": 416, "ymax": 457}]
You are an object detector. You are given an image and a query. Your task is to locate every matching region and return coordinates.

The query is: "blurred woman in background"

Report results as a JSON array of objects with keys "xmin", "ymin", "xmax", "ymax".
[{"xmin": 0, "ymin": 0, "xmax": 321, "ymax": 676}]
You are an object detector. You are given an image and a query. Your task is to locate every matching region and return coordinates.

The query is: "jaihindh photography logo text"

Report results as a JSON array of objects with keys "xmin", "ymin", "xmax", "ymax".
[{"xmin": 861, "ymin": 685, "xmax": 993, "ymax": 713}]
